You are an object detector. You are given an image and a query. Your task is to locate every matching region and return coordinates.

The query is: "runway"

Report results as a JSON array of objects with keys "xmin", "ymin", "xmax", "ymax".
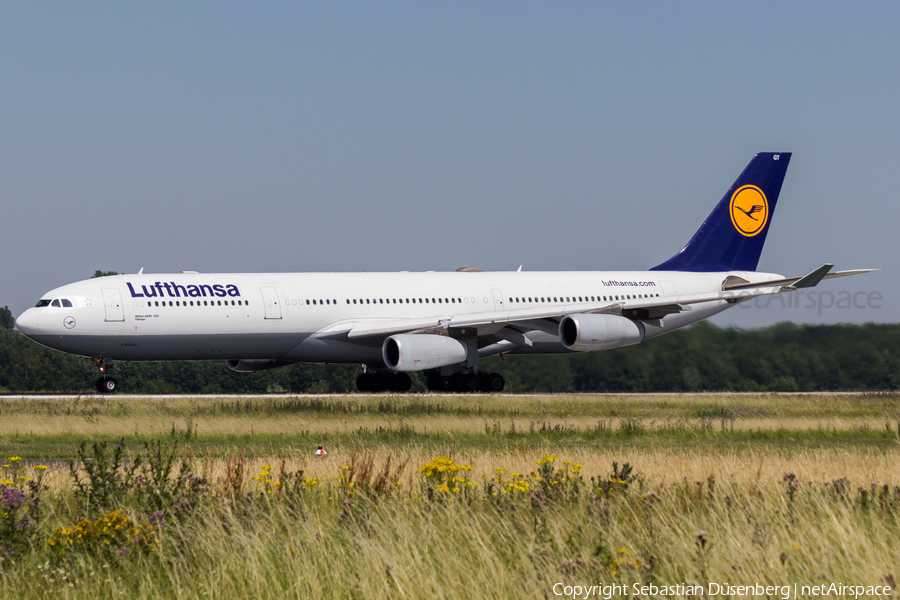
[{"xmin": 0, "ymin": 390, "xmax": 892, "ymax": 400}]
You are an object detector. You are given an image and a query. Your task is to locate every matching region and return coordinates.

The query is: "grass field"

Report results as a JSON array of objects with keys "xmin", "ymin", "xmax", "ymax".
[{"xmin": 0, "ymin": 393, "xmax": 898, "ymax": 598}]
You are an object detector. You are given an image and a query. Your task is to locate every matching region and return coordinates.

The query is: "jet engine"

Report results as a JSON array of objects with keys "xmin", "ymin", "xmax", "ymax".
[
  {"xmin": 225, "ymin": 359, "xmax": 295, "ymax": 372},
  {"xmin": 382, "ymin": 334, "xmax": 468, "ymax": 372},
  {"xmin": 559, "ymin": 313, "xmax": 645, "ymax": 352}
]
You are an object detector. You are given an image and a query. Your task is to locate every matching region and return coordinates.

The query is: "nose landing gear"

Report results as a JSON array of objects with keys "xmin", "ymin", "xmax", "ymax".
[{"xmin": 92, "ymin": 356, "xmax": 118, "ymax": 394}]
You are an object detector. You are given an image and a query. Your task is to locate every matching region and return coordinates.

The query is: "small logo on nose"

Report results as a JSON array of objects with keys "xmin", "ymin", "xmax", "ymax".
[{"xmin": 64, "ymin": 317, "xmax": 76, "ymax": 329}]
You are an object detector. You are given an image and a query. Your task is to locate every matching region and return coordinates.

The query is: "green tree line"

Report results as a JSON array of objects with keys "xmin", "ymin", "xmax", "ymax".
[{"xmin": 1, "ymin": 304, "xmax": 898, "ymax": 393}]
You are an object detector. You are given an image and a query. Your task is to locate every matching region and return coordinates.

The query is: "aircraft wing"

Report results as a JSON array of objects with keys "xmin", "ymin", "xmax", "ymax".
[{"xmin": 314, "ymin": 264, "xmax": 874, "ymax": 341}]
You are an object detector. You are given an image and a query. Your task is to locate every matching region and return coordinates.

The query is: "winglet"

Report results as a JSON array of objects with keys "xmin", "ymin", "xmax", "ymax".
[{"xmin": 785, "ymin": 263, "xmax": 833, "ymax": 289}]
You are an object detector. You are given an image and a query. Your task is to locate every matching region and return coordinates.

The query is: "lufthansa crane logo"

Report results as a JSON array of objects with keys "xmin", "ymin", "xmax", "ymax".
[{"xmin": 729, "ymin": 185, "xmax": 768, "ymax": 237}]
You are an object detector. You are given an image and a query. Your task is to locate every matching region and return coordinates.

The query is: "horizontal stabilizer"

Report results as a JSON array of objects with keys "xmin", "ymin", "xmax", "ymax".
[{"xmin": 722, "ymin": 266, "xmax": 876, "ymax": 291}]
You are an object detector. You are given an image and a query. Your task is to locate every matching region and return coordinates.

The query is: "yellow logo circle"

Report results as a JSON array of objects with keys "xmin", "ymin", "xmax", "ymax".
[{"xmin": 729, "ymin": 185, "xmax": 768, "ymax": 237}]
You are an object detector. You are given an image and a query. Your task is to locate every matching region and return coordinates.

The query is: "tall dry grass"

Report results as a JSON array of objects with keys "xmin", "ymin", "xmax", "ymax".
[
  {"xmin": 2, "ymin": 446, "xmax": 899, "ymax": 599},
  {"xmin": 0, "ymin": 392, "xmax": 897, "ymax": 598}
]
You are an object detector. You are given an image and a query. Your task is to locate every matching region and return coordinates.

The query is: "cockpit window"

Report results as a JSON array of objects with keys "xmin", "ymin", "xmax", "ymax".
[
  {"xmin": 61, "ymin": 299, "xmax": 73, "ymax": 307},
  {"xmin": 35, "ymin": 299, "xmax": 51, "ymax": 307},
  {"xmin": 51, "ymin": 299, "xmax": 61, "ymax": 307}
]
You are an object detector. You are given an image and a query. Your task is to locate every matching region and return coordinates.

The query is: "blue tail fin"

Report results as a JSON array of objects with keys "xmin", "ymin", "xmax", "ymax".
[{"xmin": 651, "ymin": 152, "xmax": 791, "ymax": 272}]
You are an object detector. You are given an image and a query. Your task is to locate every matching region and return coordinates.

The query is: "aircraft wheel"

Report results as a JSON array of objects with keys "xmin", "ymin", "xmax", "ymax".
[
  {"xmin": 481, "ymin": 373, "xmax": 504, "ymax": 393},
  {"xmin": 460, "ymin": 373, "xmax": 479, "ymax": 393},
  {"xmin": 96, "ymin": 377, "xmax": 118, "ymax": 394},
  {"xmin": 439, "ymin": 376, "xmax": 454, "ymax": 392},
  {"xmin": 389, "ymin": 373, "xmax": 412, "ymax": 393},
  {"xmin": 449, "ymin": 373, "xmax": 465, "ymax": 392},
  {"xmin": 356, "ymin": 373, "xmax": 372, "ymax": 392},
  {"xmin": 369, "ymin": 373, "xmax": 388, "ymax": 393},
  {"xmin": 426, "ymin": 374, "xmax": 440, "ymax": 391}
]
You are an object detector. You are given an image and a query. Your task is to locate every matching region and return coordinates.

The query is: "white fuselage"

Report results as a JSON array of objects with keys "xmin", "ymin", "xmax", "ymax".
[{"xmin": 15, "ymin": 269, "xmax": 778, "ymax": 366}]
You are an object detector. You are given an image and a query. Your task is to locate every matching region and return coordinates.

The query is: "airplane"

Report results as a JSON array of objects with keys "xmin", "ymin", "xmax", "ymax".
[{"xmin": 15, "ymin": 152, "xmax": 873, "ymax": 394}]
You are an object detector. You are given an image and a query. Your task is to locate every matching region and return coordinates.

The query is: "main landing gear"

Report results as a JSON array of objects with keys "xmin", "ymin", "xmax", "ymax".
[
  {"xmin": 356, "ymin": 371, "xmax": 413, "ymax": 393},
  {"xmin": 92, "ymin": 356, "xmax": 118, "ymax": 394},
  {"xmin": 425, "ymin": 371, "xmax": 504, "ymax": 393}
]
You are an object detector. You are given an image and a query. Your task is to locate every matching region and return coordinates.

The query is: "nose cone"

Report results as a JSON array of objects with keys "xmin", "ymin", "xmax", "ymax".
[{"xmin": 15, "ymin": 308, "xmax": 39, "ymax": 337}]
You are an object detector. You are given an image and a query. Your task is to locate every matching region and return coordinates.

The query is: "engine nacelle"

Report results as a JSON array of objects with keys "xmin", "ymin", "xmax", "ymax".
[
  {"xmin": 559, "ymin": 313, "xmax": 645, "ymax": 352},
  {"xmin": 225, "ymin": 359, "xmax": 294, "ymax": 373},
  {"xmin": 382, "ymin": 334, "xmax": 468, "ymax": 372}
]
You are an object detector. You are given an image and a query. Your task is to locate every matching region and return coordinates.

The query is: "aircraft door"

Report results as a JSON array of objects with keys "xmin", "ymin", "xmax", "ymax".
[
  {"xmin": 260, "ymin": 286, "xmax": 282, "ymax": 320},
  {"xmin": 659, "ymin": 280, "xmax": 677, "ymax": 297},
  {"xmin": 491, "ymin": 288, "xmax": 506, "ymax": 311},
  {"xmin": 102, "ymin": 288, "xmax": 125, "ymax": 322}
]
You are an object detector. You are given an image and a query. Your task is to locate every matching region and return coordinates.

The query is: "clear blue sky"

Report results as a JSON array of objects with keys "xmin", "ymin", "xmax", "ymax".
[{"xmin": 2, "ymin": 2, "xmax": 895, "ymax": 327}]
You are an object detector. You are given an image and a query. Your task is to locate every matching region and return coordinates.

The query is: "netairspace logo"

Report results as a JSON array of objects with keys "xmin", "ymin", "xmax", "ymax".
[
  {"xmin": 551, "ymin": 582, "xmax": 893, "ymax": 599},
  {"xmin": 732, "ymin": 289, "xmax": 882, "ymax": 316}
]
